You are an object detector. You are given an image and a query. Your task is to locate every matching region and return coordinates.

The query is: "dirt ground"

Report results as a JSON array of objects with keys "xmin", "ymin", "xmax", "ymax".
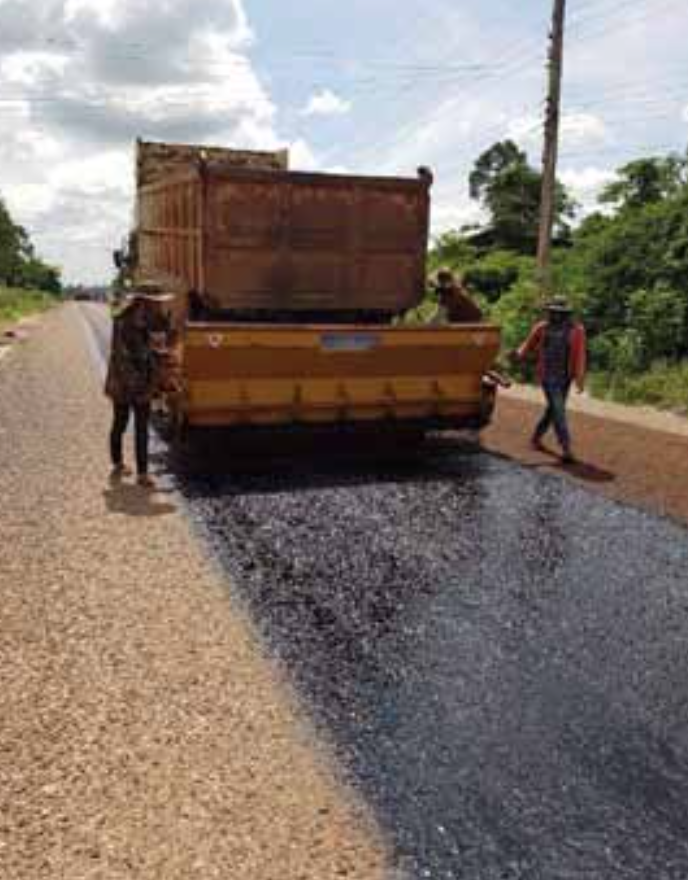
[{"xmin": 484, "ymin": 389, "xmax": 688, "ymax": 527}]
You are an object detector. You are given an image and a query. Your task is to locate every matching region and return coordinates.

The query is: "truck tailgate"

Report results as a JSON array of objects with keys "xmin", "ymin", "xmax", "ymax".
[{"xmin": 180, "ymin": 323, "xmax": 501, "ymax": 428}]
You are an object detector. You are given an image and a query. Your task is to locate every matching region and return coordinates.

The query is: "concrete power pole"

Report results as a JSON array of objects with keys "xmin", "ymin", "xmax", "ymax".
[{"xmin": 537, "ymin": 0, "xmax": 567, "ymax": 298}]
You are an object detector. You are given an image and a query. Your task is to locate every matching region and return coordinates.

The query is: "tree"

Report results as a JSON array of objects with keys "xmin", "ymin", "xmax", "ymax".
[
  {"xmin": 468, "ymin": 140, "xmax": 575, "ymax": 254},
  {"xmin": 628, "ymin": 286, "xmax": 686, "ymax": 364},
  {"xmin": 599, "ymin": 155, "xmax": 688, "ymax": 211},
  {"xmin": 428, "ymin": 231, "xmax": 477, "ymax": 277},
  {"xmin": 0, "ymin": 194, "xmax": 61, "ymax": 294},
  {"xmin": 0, "ymin": 198, "xmax": 26, "ymax": 286},
  {"xmin": 464, "ymin": 250, "xmax": 532, "ymax": 303},
  {"xmin": 567, "ymin": 188, "xmax": 688, "ymax": 343}
]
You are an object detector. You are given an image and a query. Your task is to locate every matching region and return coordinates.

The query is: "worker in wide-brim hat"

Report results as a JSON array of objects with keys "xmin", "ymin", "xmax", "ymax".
[
  {"xmin": 105, "ymin": 283, "xmax": 174, "ymax": 489},
  {"xmin": 511, "ymin": 295, "xmax": 587, "ymax": 464}
]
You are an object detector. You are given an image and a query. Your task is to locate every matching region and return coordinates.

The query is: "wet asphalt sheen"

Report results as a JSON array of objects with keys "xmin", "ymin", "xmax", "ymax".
[{"xmin": 87, "ymin": 307, "xmax": 688, "ymax": 879}]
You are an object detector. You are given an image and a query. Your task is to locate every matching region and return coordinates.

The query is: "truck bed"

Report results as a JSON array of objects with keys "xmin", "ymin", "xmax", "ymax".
[{"xmin": 136, "ymin": 165, "xmax": 432, "ymax": 317}]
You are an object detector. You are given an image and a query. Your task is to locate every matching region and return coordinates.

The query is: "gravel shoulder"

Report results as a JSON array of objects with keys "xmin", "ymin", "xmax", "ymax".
[
  {"xmin": 484, "ymin": 386, "xmax": 688, "ymax": 525},
  {"xmin": 504, "ymin": 383, "xmax": 688, "ymax": 438},
  {"xmin": 0, "ymin": 305, "xmax": 388, "ymax": 879}
]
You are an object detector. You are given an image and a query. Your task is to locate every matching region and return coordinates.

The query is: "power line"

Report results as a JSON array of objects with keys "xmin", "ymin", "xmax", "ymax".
[{"xmin": 342, "ymin": 0, "xmax": 687, "ymax": 170}]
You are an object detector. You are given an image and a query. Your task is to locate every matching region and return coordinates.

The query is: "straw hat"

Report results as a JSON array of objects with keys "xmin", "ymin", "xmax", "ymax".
[
  {"xmin": 125, "ymin": 281, "xmax": 175, "ymax": 304},
  {"xmin": 545, "ymin": 296, "xmax": 573, "ymax": 313},
  {"xmin": 431, "ymin": 268, "xmax": 456, "ymax": 288}
]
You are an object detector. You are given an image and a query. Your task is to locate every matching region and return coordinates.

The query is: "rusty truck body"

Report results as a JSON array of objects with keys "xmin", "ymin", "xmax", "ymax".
[{"xmin": 124, "ymin": 139, "xmax": 501, "ymax": 434}]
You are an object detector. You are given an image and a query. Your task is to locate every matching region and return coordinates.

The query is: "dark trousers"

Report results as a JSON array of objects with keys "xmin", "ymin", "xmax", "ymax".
[
  {"xmin": 534, "ymin": 381, "xmax": 571, "ymax": 450},
  {"xmin": 110, "ymin": 402, "xmax": 151, "ymax": 475}
]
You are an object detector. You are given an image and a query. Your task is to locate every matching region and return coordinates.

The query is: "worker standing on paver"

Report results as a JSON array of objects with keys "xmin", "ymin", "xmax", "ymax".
[
  {"xmin": 432, "ymin": 269, "xmax": 484, "ymax": 324},
  {"xmin": 513, "ymin": 297, "xmax": 587, "ymax": 464},
  {"xmin": 105, "ymin": 284, "xmax": 173, "ymax": 489},
  {"xmin": 393, "ymin": 268, "xmax": 484, "ymax": 327}
]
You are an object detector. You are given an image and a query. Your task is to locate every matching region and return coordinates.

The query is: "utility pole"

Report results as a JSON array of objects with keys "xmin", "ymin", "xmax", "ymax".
[{"xmin": 537, "ymin": 0, "xmax": 567, "ymax": 298}]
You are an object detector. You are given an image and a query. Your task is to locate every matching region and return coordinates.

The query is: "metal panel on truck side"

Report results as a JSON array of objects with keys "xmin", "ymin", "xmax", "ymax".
[
  {"xmin": 136, "ymin": 171, "xmax": 204, "ymax": 294},
  {"xmin": 203, "ymin": 168, "xmax": 430, "ymax": 315}
]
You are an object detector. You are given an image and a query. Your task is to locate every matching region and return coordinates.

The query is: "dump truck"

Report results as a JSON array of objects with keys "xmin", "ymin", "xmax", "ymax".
[{"xmin": 118, "ymin": 139, "xmax": 501, "ymax": 439}]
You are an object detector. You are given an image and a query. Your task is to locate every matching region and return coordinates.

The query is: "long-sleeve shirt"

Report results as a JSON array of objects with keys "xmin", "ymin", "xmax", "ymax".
[
  {"xmin": 105, "ymin": 308, "xmax": 172, "ymax": 404},
  {"xmin": 518, "ymin": 320, "xmax": 587, "ymax": 386}
]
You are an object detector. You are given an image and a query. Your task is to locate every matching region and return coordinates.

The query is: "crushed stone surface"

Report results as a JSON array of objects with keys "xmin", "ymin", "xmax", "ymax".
[
  {"xmin": 503, "ymin": 384, "xmax": 688, "ymax": 439},
  {"xmin": 0, "ymin": 305, "xmax": 389, "ymax": 879},
  {"xmin": 484, "ymin": 392, "xmax": 688, "ymax": 525}
]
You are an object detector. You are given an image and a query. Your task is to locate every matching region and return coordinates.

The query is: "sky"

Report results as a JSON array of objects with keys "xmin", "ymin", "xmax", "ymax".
[{"xmin": 1, "ymin": 0, "xmax": 687, "ymax": 284}]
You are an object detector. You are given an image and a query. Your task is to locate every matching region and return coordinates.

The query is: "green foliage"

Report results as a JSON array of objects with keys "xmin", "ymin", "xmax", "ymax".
[
  {"xmin": 628, "ymin": 286, "xmax": 686, "ymax": 363},
  {"xmin": 468, "ymin": 140, "xmax": 575, "ymax": 254},
  {"xmin": 0, "ymin": 199, "xmax": 26, "ymax": 285},
  {"xmin": 0, "ymin": 195, "xmax": 61, "ymax": 294},
  {"xmin": 18, "ymin": 259, "xmax": 62, "ymax": 295},
  {"xmin": 588, "ymin": 329, "xmax": 645, "ymax": 374},
  {"xmin": 0, "ymin": 287, "xmax": 54, "ymax": 324},
  {"xmin": 429, "ymin": 139, "xmax": 688, "ymax": 411},
  {"xmin": 489, "ymin": 278, "xmax": 541, "ymax": 354},
  {"xmin": 428, "ymin": 231, "xmax": 477, "ymax": 275},
  {"xmin": 599, "ymin": 154, "xmax": 687, "ymax": 210},
  {"xmin": 395, "ymin": 291, "xmax": 442, "ymax": 326},
  {"xmin": 464, "ymin": 250, "xmax": 534, "ymax": 303},
  {"xmin": 590, "ymin": 362, "xmax": 688, "ymax": 414}
]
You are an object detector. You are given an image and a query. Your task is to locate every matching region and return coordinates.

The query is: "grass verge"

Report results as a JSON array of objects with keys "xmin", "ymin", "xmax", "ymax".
[
  {"xmin": 589, "ymin": 362, "xmax": 688, "ymax": 416},
  {"xmin": 0, "ymin": 287, "xmax": 56, "ymax": 326}
]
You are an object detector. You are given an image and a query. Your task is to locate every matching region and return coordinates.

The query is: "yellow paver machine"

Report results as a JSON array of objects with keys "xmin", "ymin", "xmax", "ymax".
[{"xmin": 120, "ymin": 140, "xmax": 501, "ymax": 439}]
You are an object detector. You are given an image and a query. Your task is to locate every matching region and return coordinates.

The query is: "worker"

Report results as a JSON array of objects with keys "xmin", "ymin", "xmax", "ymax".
[
  {"xmin": 431, "ymin": 270, "xmax": 484, "ymax": 324},
  {"xmin": 513, "ymin": 296, "xmax": 587, "ymax": 464},
  {"xmin": 105, "ymin": 283, "xmax": 174, "ymax": 489}
]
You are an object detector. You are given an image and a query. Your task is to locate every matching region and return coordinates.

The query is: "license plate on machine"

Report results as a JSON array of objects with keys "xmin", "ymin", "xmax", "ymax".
[{"xmin": 321, "ymin": 333, "xmax": 381, "ymax": 352}]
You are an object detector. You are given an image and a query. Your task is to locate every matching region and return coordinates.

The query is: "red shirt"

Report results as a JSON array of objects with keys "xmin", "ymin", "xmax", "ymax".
[{"xmin": 518, "ymin": 320, "xmax": 587, "ymax": 386}]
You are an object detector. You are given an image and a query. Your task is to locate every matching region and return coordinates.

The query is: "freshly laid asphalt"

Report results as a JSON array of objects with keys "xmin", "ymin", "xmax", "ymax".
[{"xmin": 87, "ymin": 305, "xmax": 688, "ymax": 879}]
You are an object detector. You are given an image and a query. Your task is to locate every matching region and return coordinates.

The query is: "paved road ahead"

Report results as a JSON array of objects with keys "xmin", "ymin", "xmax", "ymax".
[{"xmin": 86, "ymin": 305, "xmax": 688, "ymax": 879}]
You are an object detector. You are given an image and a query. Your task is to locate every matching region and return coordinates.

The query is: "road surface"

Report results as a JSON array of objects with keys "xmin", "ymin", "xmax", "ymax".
[{"xmin": 3, "ymin": 302, "xmax": 688, "ymax": 879}]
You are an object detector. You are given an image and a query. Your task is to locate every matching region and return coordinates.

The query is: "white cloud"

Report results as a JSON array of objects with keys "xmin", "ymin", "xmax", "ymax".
[
  {"xmin": 1, "ymin": 51, "xmax": 69, "ymax": 85},
  {"xmin": 3, "ymin": 183, "xmax": 55, "ymax": 221},
  {"xmin": 560, "ymin": 166, "xmax": 616, "ymax": 213},
  {"xmin": 288, "ymin": 139, "xmax": 319, "ymax": 170},
  {"xmin": 301, "ymin": 89, "xmax": 352, "ymax": 118},
  {"xmin": 51, "ymin": 150, "xmax": 132, "ymax": 196},
  {"xmin": 0, "ymin": 0, "xmax": 315, "ymax": 283},
  {"xmin": 430, "ymin": 200, "xmax": 484, "ymax": 236},
  {"xmin": 507, "ymin": 112, "xmax": 610, "ymax": 153},
  {"xmin": 562, "ymin": 113, "xmax": 609, "ymax": 144}
]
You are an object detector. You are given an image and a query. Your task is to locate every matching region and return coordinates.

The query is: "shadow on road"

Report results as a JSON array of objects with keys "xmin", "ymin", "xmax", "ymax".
[
  {"xmin": 492, "ymin": 446, "xmax": 616, "ymax": 484},
  {"xmin": 102, "ymin": 483, "xmax": 177, "ymax": 517},
  {"xmin": 557, "ymin": 458, "xmax": 616, "ymax": 483}
]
